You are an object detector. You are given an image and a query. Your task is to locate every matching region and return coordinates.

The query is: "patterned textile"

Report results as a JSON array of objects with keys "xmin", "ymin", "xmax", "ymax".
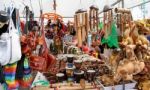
[
  {"xmin": 3, "ymin": 57, "xmax": 32, "ymax": 90},
  {"xmin": 3, "ymin": 62, "xmax": 19, "ymax": 90},
  {"xmin": 19, "ymin": 57, "xmax": 32, "ymax": 88}
]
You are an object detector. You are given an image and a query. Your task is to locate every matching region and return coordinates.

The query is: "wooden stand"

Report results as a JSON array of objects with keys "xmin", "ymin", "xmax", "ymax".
[{"xmin": 74, "ymin": 10, "xmax": 89, "ymax": 47}]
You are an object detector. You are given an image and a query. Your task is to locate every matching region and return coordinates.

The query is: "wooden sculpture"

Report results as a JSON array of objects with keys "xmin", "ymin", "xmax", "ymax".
[
  {"xmin": 113, "ymin": 45, "xmax": 145, "ymax": 83},
  {"xmin": 74, "ymin": 9, "xmax": 89, "ymax": 47}
]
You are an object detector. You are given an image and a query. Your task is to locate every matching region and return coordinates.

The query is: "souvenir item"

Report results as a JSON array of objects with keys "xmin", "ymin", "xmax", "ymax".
[
  {"xmin": 0, "ymin": 33, "xmax": 11, "ymax": 65},
  {"xmin": 0, "ymin": 10, "xmax": 11, "ymax": 65},
  {"xmin": 74, "ymin": 70, "xmax": 84, "ymax": 83},
  {"xmin": 56, "ymin": 73, "xmax": 64, "ymax": 82},
  {"xmin": 74, "ymin": 60, "xmax": 82, "ymax": 69},
  {"xmin": 9, "ymin": 18, "xmax": 21, "ymax": 64},
  {"xmin": 87, "ymin": 70, "xmax": 96, "ymax": 82},
  {"xmin": 66, "ymin": 66, "xmax": 75, "ymax": 77},
  {"xmin": 74, "ymin": 9, "xmax": 89, "ymax": 46}
]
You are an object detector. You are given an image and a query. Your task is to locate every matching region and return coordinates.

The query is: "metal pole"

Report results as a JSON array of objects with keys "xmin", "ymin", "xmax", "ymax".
[
  {"xmin": 122, "ymin": 0, "xmax": 124, "ymax": 8},
  {"xmin": 143, "ymin": 0, "xmax": 146, "ymax": 19},
  {"xmin": 111, "ymin": 0, "xmax": 122, "ymax": 7},
  {"xmin": 128, "ymin": 0, "xmax": 150, "ymax": 9}
]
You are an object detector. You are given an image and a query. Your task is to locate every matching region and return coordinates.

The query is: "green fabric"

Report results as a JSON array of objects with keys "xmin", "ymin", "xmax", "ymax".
[
  {"xmin": 101, "ymin": 22, "xmax": 119, "ymax": 48},
  {"xmin": 99, "ymin": 22, "xmax": 103, "ymax": 30}
]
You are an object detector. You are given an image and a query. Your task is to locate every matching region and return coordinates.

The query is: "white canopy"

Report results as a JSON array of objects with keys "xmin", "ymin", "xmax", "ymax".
[{"xmin": 0, "ymin": 0, "xmax": 149, "ymax": 22}]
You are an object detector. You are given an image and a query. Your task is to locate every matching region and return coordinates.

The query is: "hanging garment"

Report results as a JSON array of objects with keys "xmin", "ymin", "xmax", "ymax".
[
  {"xmin": 101, "ymin": 22, "xmax": 119, "ymax": 48},
  {"xmin": 0, "ymin": 32, "xmax": 11, "ymax": 66},
  {"xmin": 3, "ymin": 62, "xmax": 19, "ymax": 90},
  {"xmin": 9, "ymin": 18, "xmax": 22, "ymax": 64},
  {"xmin": 0, "ymin": 17, "xmax": 21, "ymax": 65}
]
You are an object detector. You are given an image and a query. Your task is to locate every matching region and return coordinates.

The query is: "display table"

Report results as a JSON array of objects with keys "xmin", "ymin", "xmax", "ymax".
[{"xmin": 32, "ymin": 83, "xmax": 98, "ymax": 90}]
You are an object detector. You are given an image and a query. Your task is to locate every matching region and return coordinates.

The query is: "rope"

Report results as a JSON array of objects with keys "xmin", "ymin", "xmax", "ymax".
[
  {"xmin": 38, "ymin": 0, "xmax": 43, "ymax": 25},
  {"xmin": 78, "ymin": 0, "xmax": 83, "ymax": 9},
  {"xmin": 92, "ymin": 0, "xmax": 96, "ymax": 5}
]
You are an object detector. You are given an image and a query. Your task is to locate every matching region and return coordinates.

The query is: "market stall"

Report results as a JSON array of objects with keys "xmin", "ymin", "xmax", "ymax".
[{"xmin": 0, "ymin": 0, "xmax": 150, "ymax": 90}]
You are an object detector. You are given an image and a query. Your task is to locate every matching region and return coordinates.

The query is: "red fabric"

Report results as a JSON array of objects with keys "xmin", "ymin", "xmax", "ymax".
[
  {"xmin": 62, "ymin": 23, "xmax": 67, "ymax": 32},
  {"xmin": 20, "ymin": 21, "xmax": 25, "ymax": 33}
]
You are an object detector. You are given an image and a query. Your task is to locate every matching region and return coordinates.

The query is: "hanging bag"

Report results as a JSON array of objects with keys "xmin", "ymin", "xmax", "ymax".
[
  {"xmin": 9, "ymin": 18, "xmax": 21, "ymax": 64},
  {"xmin": 0, "ymin": 32, "xmax": 11, "ymax": 65}
]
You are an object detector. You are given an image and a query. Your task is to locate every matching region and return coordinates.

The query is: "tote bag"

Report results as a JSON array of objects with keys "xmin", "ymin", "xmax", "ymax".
[
  {"xmin": 9, "ymin": 18, "xmax": 21, "ymax": 64},
  {"xmin": 0, "ymin": 33, "xmax": 11, "ymax": 65}
]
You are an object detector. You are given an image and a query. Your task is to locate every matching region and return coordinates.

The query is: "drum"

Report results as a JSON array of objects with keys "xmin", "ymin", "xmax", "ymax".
[
  {"xmin": 87, "ymin": 70, "xmax": 96, "ymax": 82},
  {"xmin": 56, "ymin": 73, "xmax": 64, "ymax": 82},
  {"xmin": 74, "ymin": 70, "xmax": 84, "ymax": 83},
  {"xmin": 74, "ymin": 60, "xmax": 82, "ymax": 69},
  {"xmin": 66, "ymin": 66, "xmax": 75, "ymax": 77},
  {"xmin": 67, "ymin": 55, "xmax": 74, "ymax": 63},
  {"xmin": 67, "ymin": 63, "xmax": 73, "ymax": 68}
]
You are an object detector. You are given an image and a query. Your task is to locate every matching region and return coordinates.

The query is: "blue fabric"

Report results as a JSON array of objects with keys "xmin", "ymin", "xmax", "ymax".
[{"xmin": 147, "ymin": 36, "xmax": 150, "ymax": 41}]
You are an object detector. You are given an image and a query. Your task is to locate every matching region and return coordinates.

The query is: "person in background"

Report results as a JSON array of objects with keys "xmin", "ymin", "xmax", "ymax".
[
  {"xmin": 72, "ymin": 36, "xmax": 78, "ymax": 46},
  {"xmin": 45, "ymin": 19, "xmax": 54, "ymax": 51},
  {"xmin": 67, "ymin": 21, "xmax": 76, "ymax": 36},
  {"xmin": 53, "ymin": 24, "xmax": 63, "ymax": 54},
  {"xmin": 82, "ymin": 41, "xmax": 89, "ymax": 54},
  {"xmin": 63, "ymin": 30, "xmax": 73, "ymax": 45}
]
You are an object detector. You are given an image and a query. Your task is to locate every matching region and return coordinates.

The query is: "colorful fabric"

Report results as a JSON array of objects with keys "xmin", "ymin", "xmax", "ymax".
[
  {"xmin": 99, "ymin": 22, "xmax": 103, "ymax": 30},
  {"xmin": 3, "ymin": 62, "xmax": 19, "ymax": 90},
  {"xmin": 19, "ymin": 57, "xmax": 32, "ymax": 88},
  {"xmin": 3, "ymin": 56, "xmax": 32, "ymax": 90},
  {"xmin": 101, "ymin": 22, "xmax": 119, "ymax": 48}
]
